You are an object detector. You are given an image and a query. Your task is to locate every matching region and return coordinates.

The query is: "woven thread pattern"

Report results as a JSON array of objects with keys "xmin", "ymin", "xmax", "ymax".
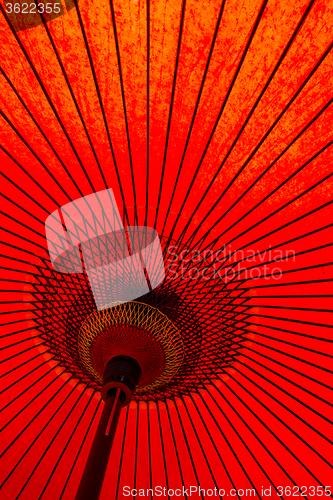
[{"xmin": 78, "ymin": 302, "xmax": 184, "ymax": 392}]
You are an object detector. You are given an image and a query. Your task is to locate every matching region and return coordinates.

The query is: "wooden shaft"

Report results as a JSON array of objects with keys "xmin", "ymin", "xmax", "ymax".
[
  {"xmin": 75, "ymin": 356, "xmax": 141, "ymax": 500},
  {"xmin": 74, "ymin": 388, "xmax": 123, "ymax": 500}
]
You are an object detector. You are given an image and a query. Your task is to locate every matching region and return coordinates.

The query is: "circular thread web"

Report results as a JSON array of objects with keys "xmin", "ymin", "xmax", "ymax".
[
  {"xmin": 35, "ymin": 235, "xmax": 243, "ymax": 401},
  {"xmin": 78, "ymin": 302, "xmax": 184, "ymax": 392}
]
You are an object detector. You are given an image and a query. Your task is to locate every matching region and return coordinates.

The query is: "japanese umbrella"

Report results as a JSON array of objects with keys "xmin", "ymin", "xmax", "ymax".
[{"xmin": 1, "ymin": 0, "xmax": 333, "ymax": 499}]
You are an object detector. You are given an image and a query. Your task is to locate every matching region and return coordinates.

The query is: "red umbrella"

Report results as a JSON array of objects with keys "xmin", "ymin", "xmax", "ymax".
[{"xmin": 1, "ymin": 0, "xmax": 333, "ymax": 499}]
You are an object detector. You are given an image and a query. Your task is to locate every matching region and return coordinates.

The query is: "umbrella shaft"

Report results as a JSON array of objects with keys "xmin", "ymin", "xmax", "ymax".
[{"xmin": 75, "ymin": 388, "xmax": 123, "ymax": 500}]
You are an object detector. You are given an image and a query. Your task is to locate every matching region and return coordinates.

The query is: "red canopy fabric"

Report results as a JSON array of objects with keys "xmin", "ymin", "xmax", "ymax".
[{"xmin": 1, "ymin": 0, "xmax": 333, "ymax": 498}]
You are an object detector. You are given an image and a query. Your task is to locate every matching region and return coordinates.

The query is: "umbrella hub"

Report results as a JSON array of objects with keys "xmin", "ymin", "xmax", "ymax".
[
  {"xmin": 78, "ymin": 301, "xmax": 184, "ymax": 399},
  {"xmin": 101, "ymin": 355, "xmax": 142, "ymax": 406}
]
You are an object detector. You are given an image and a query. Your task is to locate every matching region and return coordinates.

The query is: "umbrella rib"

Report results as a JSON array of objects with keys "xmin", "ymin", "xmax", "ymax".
[
  {"xmin": 184, "ymin": 162, "xmax": 333, "ymax": 263},
  {"xmin": 161, "ymin": 0, "xmax": 227, "ymax": 239},
  {"xmin": 0, "ymin": 254, "xmax": 49, "ymax": 270},
  {"xmin": 247, "ymin": 327, "xmax": 333, "ymax": 351},
  {"xmin": 0, "ymin": 335, "xmax": 54, "ymax": 353},
  {"xmin": 0, "ymin": 227, "xmax": 45, "ymax": 251},
  {"xmin": 241, "ymin": 312, "xmax": 333, "ymax": 342},
  {"xmin": 37, "ymin": 390, "xmax": 96, "ymax": 500},
  {"xmin": 192, "ymin": 392, "xmax": 279, "ymax": 496},
  {"xmin": 15, "ymin": 385, "xmax": 87, "ymax": 500},
  {"xmin": 201, "ymin": 389, "xmax": 301, "ymax": 498},
  {"xmin": 0, "ymin": 207, "xmax": 45, "ymax": 235},
  {"xmin": 236, "ymin": 277, "xmax": 333, "ymax": 290},
  {"xmin": 233, "ymin": 361, "xmax": 333, "ymax": 433},
  {"xmin": 188, "ymin": 142, "xmax": 333, "ymax": 252},
  {"xmin": 0, "ymin": 342, "xmax": 53, "ymax": 366},
  {"xmin": 166, "ymin": 0, "xmax": 269, "ymax": 244},
  {"xmin": 180, "ymin": 195, "xmax": 333, "ymax": 271},
  {"xmin": 0, "ymin": 145, "xmax": 62, "ymax": 209},
  {"xmin": 255, "ymin": 294, "xmax": 333, "ymax": 298},
  {"xmin": 236, "ymin": 339, "xmax": 333, "ymax": 393},
  {"xmin": 201, "ymin": 328, "xmax": 333, "ymax": 399},
  {"xmin": 0, "ymin": 171, "xmax": 50, "ymax": 216},
  {"xmin": 227, "ymin": 169, "xmax": 333, "ymax": 253},
  {"xmin": 187, "ymin": 393, "xmax": 264, "ymax": 499},
  {"xmin": 156, "ymin": 402, "xmax": 172, "ymax": 498},
  {"xmin": 227, "ymin": 318, "xmax": 333, "ymax": 372},
  {"xmin": 181, "ymin": 395, "xmax": 236, "ymax": 499},
  {"xmin": 217, "ymin": 223, "xmax": 333, "ymax": 271},
  {"xmin": 0, "ymin": 66, "xmax": 85, "ymax": 198},
  {"xmin": 175, "ymin": 0, "xmax": 325, "ymax": 245},
  {"xmin": 145, "ymin": 0, "xmax": 150, "ymax": 226},
  {"xmin": 221, "ymin": 259, "xmax": 333, "ymax": 287},
  {"xmin": 0, "ymin": 372, "xmax": 66, "ymax": 436},
  {"xmin": 0, "ymin": 5, "xmax": 99, "ymax": 196},
  {"xmin": 213, "ymin": 266, "xmax": 333, "ymax": 294},
  {"xmin": 0, "ymin": 193, "xmax": 44, "ymax": 229},
  {"xmin": 188, "ymin": 87, "xmax": 333, "ymax": 251},
  {"xmin": 0, "ymin": 350, "xmax": 53, "ymax": 379},
  {"xmin": 0, "ymin": 307, "xmax": 39, "ymax": 315},
  {"xmin": 2, "ymin": 188, "xmax": 123, "ymax": 262},
  {"xmin": 225, "ymin": 371, "xmax": 333, "ymax": 472},
  {"xmin": 236, "ymin": 353, "xmax": 333, "ymax": 414},
  {"xmin": 240, "ymin": 302, "xmax": 333, "ymax": 317},
  {"xmin": 247, "ymin": 257, "xmax": 333, "ymax": 281},
  {"xmin": 164, "ymin": 400, "xmax": 189, "ymax": 499},
  {"xmin": 58, "ymin": 398, "xmax": 102, "ymax": 500},
  {"xmin": 173, "ymin": 397, "xmax": 205, "ymax": 500},
  {"xmin": 0, "ymin": 364, "xmax": 60, "ymax": 413},
  {"xmin": 0, "ymin": 326, "xmax": 51, "ymax": 340},
  {"xmin": 73, "ymin": 0, "xmax": 131, "ymax": 225},
  {"xmin": 156, "ymin": 235, "xmax": 332, "ymax": 307},
  {"xmin": 0, "ymin": 2, "xmax": 331, "ymax": 493},
  {"xmin": 115, "ymin": 406, "xmax": 130, "ymax": 500},
  {"xmin": 133, "ymin": 402, "xmax": 140, "ymax": 495},
  {"xmin": 208, "ymin": 382, "xmax": 315, "ymax": 494},
  {"xmin": 146, "ymin": 402, "xmax": 153, "ymax": 500},
  {"xmin": 0, "ymin": 357, "xmax": 54, "ymax": 395},
  {"xmin": 240, "ymin": 308, "xmax": 333, "ymax": 333},
  {"xmin": 109, "ymin": 0, "xmax": 138, "ymax": 226},
  {"xmin": 35, "ymin": 8, "xmax": 109, "ymax": 194},
  {"xmin": 154, "ymin": 0, "xmax": 186, "ymax": 230},
  {"xmin": 0, "ymin": 375, "xmax": 75, "ymax": 457}
]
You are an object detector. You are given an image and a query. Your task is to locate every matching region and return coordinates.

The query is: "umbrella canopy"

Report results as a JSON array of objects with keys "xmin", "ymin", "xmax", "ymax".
[{"xmin": 1, "ymin": 0, "xmax": 333, "ymax": 499}]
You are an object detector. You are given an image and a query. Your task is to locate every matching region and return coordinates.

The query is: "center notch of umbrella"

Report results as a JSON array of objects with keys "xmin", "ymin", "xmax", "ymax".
[{"xmin": 102, "ymin": 355, "xmax": 142, "ymax": 407}]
